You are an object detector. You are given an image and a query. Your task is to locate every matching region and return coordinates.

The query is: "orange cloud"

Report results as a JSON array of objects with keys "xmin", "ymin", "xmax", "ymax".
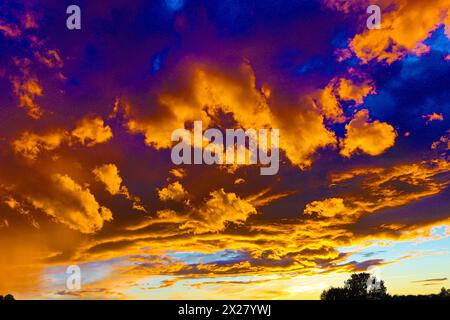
[
  {"xmin": 157, "ymin": 181, "xmax": 189, "ymax": 202},
  {"xmin": 93, "ymin": 163, "xmax": 146, "ymax": 213},
  {"xmin": 72, "ymin": 116, "xmax": 113, "ymax": 147},
  {"xmin": 13, "ymin": 130, "xmax": 68, "ymax": 160},
  {"xmin": 431, "ymin": 131, "xmax": 450, "ymax": 151},
  {"xmin": 336, "ymin": 78, "xmax": 375, "ymax": 105},
  {"xmin": 0, "ymin": 19, "xmax": 21, "ymax": 37},
  {"xmin": 125, "ymin": 62, "xmax": 337, "ymax": 169},
  {"xmin": 422, "ymin": 112, "xmax": 444, "ymax": 124},
  {"xmin": 310, "ymin": 83, "xmax": 344, "ymax": 123},
  {"xmin": 340, "ymin": 109, "xmax": 397, "ymax": 157},
  {"xmin": 310, "ymin": 77, "xmax": 375, "ymax": 123},
  {"xmin": 347, "ymin": 0, "xmax": 449, "ymax": 64},
  {"xmin": 13, "ymin": 116, "xmax": 113, "ymax": 160},
  {"xmin": 27, "ymin": 174, "xmax": 113, "ymax": 234},
  {"xmin": 93, "ymin": 164, "xmax": 127, "ymax": 195},
  {"xmin": 34, "ymin": 49, "xmax": 63, "ymax": 69},
  {"xmin": 159, "ymin": 188, "xmax": 257, "ymax": 234},
  {"xmin": 11, "ymin": 76, "xmax": 43, "ymax": 119}
]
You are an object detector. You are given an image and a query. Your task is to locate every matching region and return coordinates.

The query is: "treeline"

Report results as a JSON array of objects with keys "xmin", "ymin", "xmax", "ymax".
[
  {"xmin": 0, "ymin": 294, "xmax": 15, "ymax": 300},
  {"xmin": 321, "ymin": 273, "xmax": 450, "ymax": 300}
]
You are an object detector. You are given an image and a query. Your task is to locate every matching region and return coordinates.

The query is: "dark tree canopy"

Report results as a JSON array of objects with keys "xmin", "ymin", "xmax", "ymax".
[
  {"xmin": 321, "ymin": 272, "xmax": 387, "ymax": 300},
  {"xmin": 321, "ymin": 273, "xmax": 449, "ymax": 300}
]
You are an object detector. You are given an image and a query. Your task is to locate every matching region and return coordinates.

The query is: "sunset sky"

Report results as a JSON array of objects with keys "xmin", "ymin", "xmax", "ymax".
[{"xmin": 0, "ymin": 0, "xmax": 449, "ymax": 299}]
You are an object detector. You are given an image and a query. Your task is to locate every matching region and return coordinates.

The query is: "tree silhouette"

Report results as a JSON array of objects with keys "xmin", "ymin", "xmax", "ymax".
[
  {"xmin": 321, "ymin": 273, "xmax": 450, "ymax": 300},
  {"xmin": 439, "ymin": 287, "xmax": 450, "ymax": 297},
  {"xmin": 320, "ymin": 287, "xmax": 349, "ymax": 300},
  {"xmin": 321, "ymin": 272, "xmax": 387, "ymax": 300},
  {"xmin": 368, "ymin": 280, "xmax": 388, "ymax": 300},
  {"xmin": 344, "ymin": 273, "xmax": 371, "ymax": 299},
  {"xmin": 0, "ymin": 294, "xmax": 15, "ymax": 300}
]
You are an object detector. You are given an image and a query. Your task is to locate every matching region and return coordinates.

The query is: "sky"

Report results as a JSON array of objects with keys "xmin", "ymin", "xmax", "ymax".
[{"xmin": 0, "ymin": 0, "xmax": 449, "ymax": 299}]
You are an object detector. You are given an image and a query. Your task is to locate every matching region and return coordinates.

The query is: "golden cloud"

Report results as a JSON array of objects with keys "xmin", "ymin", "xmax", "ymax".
[
  {"xmin": 340, "ymin": 109, "xmax": 397, "ymax": 157},
  {"xmin": 157, "ymin": 181, "xmax": 189, "ymax": 202},
  {"xmin": 11, "ymin": 76, "xmax": 43, "ymax": 119},
  {"xmin": 93, "ymin": 163, "xmax": 147, "ymax": 213},
  {"xmin": 348, "ymin": 0, "xmax": 449, "ymax": 63},
  {"xmin": 310, "ymin": 83, "xmax": 344, "ymax": 123},
  {"xmin": 422, "ymin": 112, "xmax": 444, "ymax": 124},
  {"xmin": 13, "ymin": 115, "xmax": 113, "ymax": 160},
  {"xmin": 154, "ymin": 188, "xmax": 257, "ymax": 234},
  {"xmin": 336, "ymin": 78, "xmax": 375, "ymax": 105},
  {"xmin": 72, "ymin": 116, "xmax": 113, "ymax": 147},
  {"xmin": 125, "ymin": 62, "xmax": 337, "ymax": 169},
  {"xmin": 93, "ymin": 163, "xmax": 126, "ymax": 195},
  {"xmin": 27, "ymin": 174, "xmax": 113, "ymax": 234},
  {"xmin": 13, "ymin": 130, "xmax": 68, "ymax": 160}
]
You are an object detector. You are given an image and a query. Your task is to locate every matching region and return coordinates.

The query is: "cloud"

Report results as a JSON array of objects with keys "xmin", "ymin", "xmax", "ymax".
[
  {"xmin": 157, "ymin": 181, "xmax": 189, "ymax": 202},
  {"xmin": 0, "ymin": 19, "xmax": 21, "ymax": 37},
  {"xmin": 1, "ymin": 1, "xmax": 450, "ymax": 299},
  {"xmin": 169, "ymin": 168, "xmax": 187, "ymax": 179},
  {"xmin": 310, "ymin": 83, "xmax": 344, "ymax": 123},
  {"xmin": 155, "ymin": 188, "xmax": 257, "ymax": 234},
  {"xmin": 13, "ymin": 116, "xmax": 113, "ymax": 160},
  {"xmin": 125, "ymin": 62, "xmax": 337, "ymax": 169},
  {"xmin": 347, "ymin": 0, "xmax": 449, "ymax": 64},
  {"xmin": 34, "ymin": 49, "xmax": 63, "ymax": 69},
  {"xmin": 422, "ymin": 112, "xmax": 444, "ymax": 124},
  {"xmin": 340, "ymin": 109, "xmax": 397, "ymax": 157},
  {"xmin": 93, "ymin": 163, "xmax": 146, "ymax": 212},
  {"xmin": 190, "ymin": 189, "xmax": 257, "ymax": 233},
  {"xmin": 322, "ymin": 0, "xmax": 372, "ymax": 13},
  {"xmin": 11, "ymin": 76, "xmax": 43, "ymax": 119},
  {"xmin": 304, "ymin": 198, "xmax": 346, "ymax": 219},
  {"xmin": 412, "ymin": 277, "xmax": 447, "ymax": 283},
  {"xmin": 72, "ymin": 116, "xmax": 113, "ymax": 147},
  {"xmin": 309, "ymin": 77, "xmax": 375, "ymax": 123},
  {"xmin": 27, "ymin": 174, "xmax": 113, "ymax": 234},
  {"xmin": 4, "ymin": 196, "xmax": 40, "ymax": 229},
  {"xmin": 13, "ymin": 130, "xmax": 68, "ymax": 160},
  {"xmin": 93, "ymin": 164, "xmax": 126, "ymax": 195},
  {"xmin": 336, "ymin": 78, "xmax": 375, "ymax": 105},
  {"xmin": 431, "ymin": 130, "xmax": 450, "ymax": 151}
]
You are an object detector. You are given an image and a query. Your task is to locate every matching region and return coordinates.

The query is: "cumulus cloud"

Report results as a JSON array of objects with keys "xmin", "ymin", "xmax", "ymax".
[
  {"xmin": 72, "ymin": 116, "xmax": 113, "ymax": 147},
  {"xmin": 13, "ymin": 130, "xmax": 68, "ymax": 160},
  {"xmin": 125, "ymin": 62, "xmax": 337, "ymax": 169},
  {"xmin": 347, "ymin": 0, "xmax": 449, "ymax": 63},
  {"xmin": 157, "ymin": 181, "xmax": 189, "ymax": 202},
  {"xmin": 13, "ymin": 116, "xmax": 113, "ymax": 160},
  {"xmin": 152, "ymin": 188, "xmax": 257, "ymax": 234},
  {"xmin": 182, "ymin": 189, "xmax": 257, "ymax": 234},
  {"xmin": 340, "ymin": 109, "xmax": 397, "ymax": 157},
  {"xmin": 309, "ymin": 77, "xmax": 375, "ymax": 123},
  {"xmin": 336, "ymin": 79, "xmax": 375, "ymax": 105},
  {"xmin": 310, "ymin": 83, "xmax": 344, "ymax": 123},
  {"xmin": 93, "ymin": 164, "xmax": 126, "ymax": 195},
  {"xmin": 304, "ymin": 198, "xmax": 346, "ymax": 218},
  {"xmin": 27, "ymin": 174, "xmax": 112, "ymax": 234}
]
